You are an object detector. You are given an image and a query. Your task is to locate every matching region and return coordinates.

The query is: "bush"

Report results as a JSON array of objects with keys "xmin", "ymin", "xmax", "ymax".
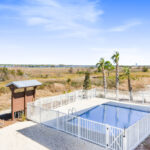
[
  {"xmin": 76, "ymin": 71, "xmax": 85, "ymax": 74},
  {"xmin": 0, "ymin": 67, "xmax": 9, "ymax": 81},
  {"xmin": 83, "ymin": 72, "xmax": 91, "ymax": 90},
  {"xmin": 45, "ymin": 74, "xmax": 49, "ymax": 78},
  {"xmin": 10, "ymin": 70, "xmax": 16, "ymax": 76},
  {"xmin": 142, "ymin": 66, "xmax": 148, "ymax": 72},
  {"xmin": 0, "ymin": 87, "xmax": 9, "ymax": 95},
  {"xmin": 68, "ymin": 67, "xmax": 73, "ymax": 74},
  {"xmin": 38, "ymin": 84, "xmax": 45, "ymax": 90},
  {"xmin": 107, "ymin": 79, "xmax": 116, "ymax": 88},
  {"xmin": 71, "ymin": 81, "xmax": 82, "ymax": 88},
  {"xmin": 21, "ymin": 113, "xmax": 26, "ymax": 121},
  {"xmin": 17, "ymin": 69, "xmax": 24, "ymax": 76}
]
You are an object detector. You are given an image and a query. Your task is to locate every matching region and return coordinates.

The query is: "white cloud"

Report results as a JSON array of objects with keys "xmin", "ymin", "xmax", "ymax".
[
  {"xmin": 27, "ymin": 17, "xmax": 49, "ymax": 25},
  {"xmin": 33, "ymin": 0, "xmax": 61, "ymax": 8},
  {"xmin": 0, "ymin": 0, "xmax": 103, "ymax": 38},
  {"xmin": 109, "ymin": 21, "xmax": 142, "ymax": 32}
]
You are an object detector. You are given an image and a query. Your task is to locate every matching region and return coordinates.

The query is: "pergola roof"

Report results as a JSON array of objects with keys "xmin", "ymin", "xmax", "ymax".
[{"xmin": 6, "ymin": 80, "xmax": 42, "ymax": 89}]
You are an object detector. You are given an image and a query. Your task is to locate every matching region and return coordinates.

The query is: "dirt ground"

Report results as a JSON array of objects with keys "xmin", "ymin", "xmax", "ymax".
[
  {"xmin": 135, "ymin": 136, "xmax": 150, "ymax": 150},
  {"xmin": 0, "ymin": 113, "xmax": 17, "ymax": 128}
]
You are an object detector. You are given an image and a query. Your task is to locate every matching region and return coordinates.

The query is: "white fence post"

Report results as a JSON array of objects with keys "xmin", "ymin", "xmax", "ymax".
[
  {"xmin": 123, "ymin": 130, "xmax": 127, "ymax": 150},
  {"xmin": 78, "ymin": 117, "xmax": 81, "ymax": 138},
  {"xmin": 129, "ymin": 91, "xmax": 130, "ymax": 102},
  {"xmin": 104, "ymin": 89, "xmax": 106, "ymax": 98},
  {"xmin": 137, "ymin": 121, "xmax": 140, "ymax": 143},
  {"xmin": 57, "ymin": 111, "xmax": 59, "ymax": 129},
  {"xmin": 142, "ymin": 93, "xmax": 145, "ymax": 104},
  {"xmin": 106, "ymin": 125, "xmax": 110, "ymax": 148},
  {"xmin": 39, "ymin": 107, "xmax": 41, "ymax": 123}
]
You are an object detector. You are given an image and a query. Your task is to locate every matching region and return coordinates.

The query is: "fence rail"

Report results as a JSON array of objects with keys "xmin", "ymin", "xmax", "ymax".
[
  {"xmin": 27, "ymin": 103, "xmax": 124, "ymax": 150},
  {"xmin": 96, "ymin": 89, "xmax": 150, "ymax": 103},
  {"xmin": 34, "ymin": 89, "xmax": 96, "ymax": 109},
  {"xmin": 125, "ymin": 113, "xmax": 150, "ymax": 150},
  {"xmin": 27, "ymin": 88, "xmax": 150, "ymax": 150},
  {"xmin": 34, "ymin": 88, "xmax": 150, "ymax": 111}
]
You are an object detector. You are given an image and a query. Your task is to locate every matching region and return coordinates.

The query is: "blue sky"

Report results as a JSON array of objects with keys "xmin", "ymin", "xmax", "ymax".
[{"xmin": 0, "ymin": 0, "xmax": 150, "ymax": 65}]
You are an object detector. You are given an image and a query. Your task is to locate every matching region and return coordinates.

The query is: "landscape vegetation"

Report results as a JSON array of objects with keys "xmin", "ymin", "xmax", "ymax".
[{"xmin": 0, "ymin": 52, "xmax": 150, "ymax": 111}]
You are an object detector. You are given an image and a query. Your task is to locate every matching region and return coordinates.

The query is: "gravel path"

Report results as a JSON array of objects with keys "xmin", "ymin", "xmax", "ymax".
[{"xmin": 0, "ymin": 121, "xmax": 105, "ymax": 150}]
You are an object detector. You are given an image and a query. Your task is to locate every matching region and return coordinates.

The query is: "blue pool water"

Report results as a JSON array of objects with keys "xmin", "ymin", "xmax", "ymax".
[{"xmin": 78, "ymin": 103, "xmax": 149, "ymax": 129}]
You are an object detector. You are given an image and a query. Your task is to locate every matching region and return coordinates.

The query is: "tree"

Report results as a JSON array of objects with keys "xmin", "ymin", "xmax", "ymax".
[
  {"xmin": 123, "ymin": 67, "xmax": 133, "ymax": 101},
  {"xmin": 96, "ymin": 58, "xmax": 107, "ymax": 97},
  {"xmin": 83, "ymin": 72, "xmax": 91, "ymax": 90},
  {"xmin": 111, "ymin": 51, "xmax": 120, "ymax": 100},
  {"xmin": 66, "ymin": 78, "xmax": 72, "ymax": 92},
  {"xmin": 105, "ymin": 61, "xmax": 115, "ymax": 77}
]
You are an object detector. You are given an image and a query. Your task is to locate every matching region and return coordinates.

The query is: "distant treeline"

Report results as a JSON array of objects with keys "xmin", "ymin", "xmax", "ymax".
[
  {"xmin": 0, "ymin": 64, "xmax": 96, "ymax": 68},
  {"xmin": 0, "ymin": 64, "xmax": 149, "ymax": 69}
]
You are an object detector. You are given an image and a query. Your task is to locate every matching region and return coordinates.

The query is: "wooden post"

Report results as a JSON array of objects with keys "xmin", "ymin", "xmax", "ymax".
[
  {"xmin": 24, "ymin": 88, "xmax": 27, "ymax": 116},
  {"xmin": 11, "ymin": 88, "xmax": 15, "ymax": 120},
  {"xmin": 33, "ymin": 86, "xmax": 37, "ymax": 101}
]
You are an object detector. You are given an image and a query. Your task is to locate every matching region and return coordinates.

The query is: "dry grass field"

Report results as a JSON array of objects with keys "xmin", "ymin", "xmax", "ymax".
[{"xmin": 0, "ymin": 67, "xmax": 150, "ymax": 111}]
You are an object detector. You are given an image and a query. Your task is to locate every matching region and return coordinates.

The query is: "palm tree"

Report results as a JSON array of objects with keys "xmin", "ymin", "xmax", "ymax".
[
  {"xmin": 96, "ymin": 58, "xmax": 107, "ymax": 97},
  {"xmin": 111, "ymin": 51, "xmax": 120, "ymax": 100},
  {"xmin": 123, "ymin": 67, "xmax": 133, "ymax": 101},
  {"xmin": 105, "ymin": 61, "xmax": 115, "ymax": 77}
]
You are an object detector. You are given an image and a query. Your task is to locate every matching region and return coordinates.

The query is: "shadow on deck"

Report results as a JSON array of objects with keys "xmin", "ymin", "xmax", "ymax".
[{"xmin": 17, "ymin": 123, "xmax": 105, "ymax": 150}]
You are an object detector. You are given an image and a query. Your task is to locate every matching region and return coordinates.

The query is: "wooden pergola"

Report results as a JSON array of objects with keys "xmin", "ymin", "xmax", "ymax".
[{"xmin": 6, "ymin": 80, "xmax": 42, "ymax": 120}]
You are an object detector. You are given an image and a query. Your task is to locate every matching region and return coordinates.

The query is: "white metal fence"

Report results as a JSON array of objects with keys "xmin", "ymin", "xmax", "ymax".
[
  {"xmin": 125, "ymin": 113, "xmax": 150, "ymax": 150},
  {"xmin": 33, "ymin": 88, "xmax": 150, "ymax": 110},
  {"xmin": 27, "ymin": 103, "xmax": 124, "ymax": 150},
  {"xmin": 34, "ymin": 89, "xmax": 96, "ymax": 109},
  {"xmin": 96, "ymin": 89, "xmax": 150, "ymax": 103},
  {"xmin": 27, "ymin": 88, "xmax": 150, "ymax": 150}
]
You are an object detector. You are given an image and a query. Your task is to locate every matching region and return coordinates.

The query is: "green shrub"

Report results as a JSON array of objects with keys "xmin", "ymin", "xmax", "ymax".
[
  {"xmin": 10, "ymin": 70, "xmax": 16, "ymax": 76},
  {"xmin": 0, "ymin": 87, "xmax": 9, "ymax": 95},
  {"xmin": 17, "ymin": 69, "xmax": 24, "ymax": 76},
  {"xmin": 68, "ymin": 67, "xmax": 73, "ymax": 74},
  {"xmin": 107, "ymin": 79, "xmax": 116, "ymax": 88},
  {"xmin": 76, "ymin": 70, "xmax": 86, "ymax": 74},
  {"xmin": 83, "ymin": 72, "xmax": 91, "ymax": 90},
  {"xmin": 45, "ymin": 74, "xmax": 49, "ymax": 78},
  {"xmin": 38, "ymin": 84, "xmax": 45, "ymax": 90},
  {"xmin": 142, "ymin": 66, "xmax": 148, "ymax": 72},
  {"xmin": 21, "ymin": 113, "xmax": 26, "ymax": 121},
  {"xmin": 0, "ymin": 67, "xmax": 9, "ymax": 81},
  {"xmin": 71, "ymin": 81, "xmax": 82, "ymax": 88}
]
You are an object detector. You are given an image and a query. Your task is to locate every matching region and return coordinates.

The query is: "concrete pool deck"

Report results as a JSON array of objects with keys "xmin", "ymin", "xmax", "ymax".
[
  {"xmin": 54, "ymin": 97, "xmax": 150, "ymax": 114},
  {"xmin": 1, "ymin": 98, "xmax": 150, "ymax": 150},
  {"xmin": 54, "ymin": 97, "xmax": 110, "ymax": 114},
  {"xmin": 0, "ymin": 121, "xmax": 105, "ymax": 150}
]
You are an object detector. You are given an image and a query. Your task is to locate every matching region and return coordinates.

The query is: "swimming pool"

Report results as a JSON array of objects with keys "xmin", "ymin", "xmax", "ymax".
[
  {"xmin": 28, "ymin": 89, "xmax": 150, "ymax": 150},
  {"xmin": 77, "ymin": 103, "xmax": 150, "ymax": 129}
]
